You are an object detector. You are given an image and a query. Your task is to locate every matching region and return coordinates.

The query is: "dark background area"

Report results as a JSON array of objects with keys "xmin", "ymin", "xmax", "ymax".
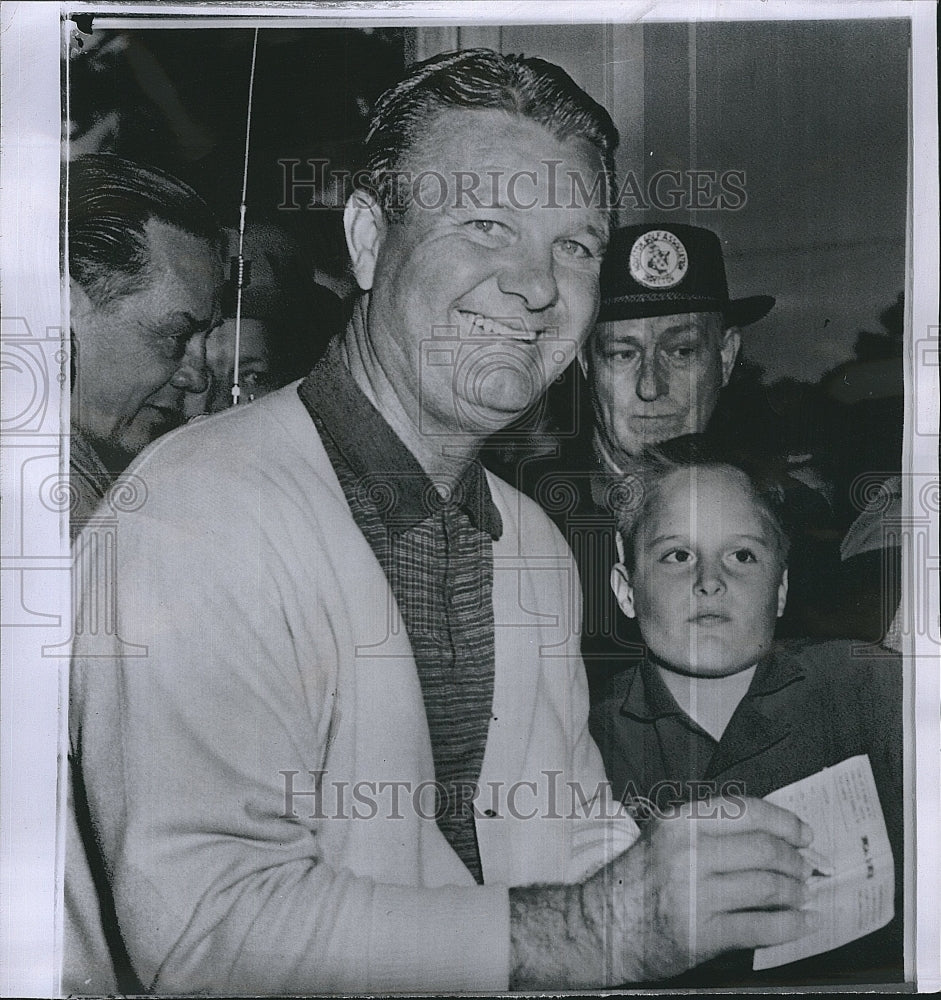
[{"xmin": 68, "ymin": 26, "xmax": 406, "ymax": 279}]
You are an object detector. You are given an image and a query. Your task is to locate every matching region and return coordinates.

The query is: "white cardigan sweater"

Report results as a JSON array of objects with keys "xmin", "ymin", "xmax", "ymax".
[{"xmin": 66, "ymin": 384, "xmax": 638, "ymax": 995}]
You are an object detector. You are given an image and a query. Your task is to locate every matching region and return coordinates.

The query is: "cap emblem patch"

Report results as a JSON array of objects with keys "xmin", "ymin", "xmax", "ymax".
[{"xmin": 628, "ymin": 229, "xmax": 689, "ymax": 289}]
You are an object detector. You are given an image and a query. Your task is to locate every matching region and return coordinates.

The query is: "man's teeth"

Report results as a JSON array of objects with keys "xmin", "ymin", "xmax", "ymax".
[{"xmin": 464, "ymin": 313, "xmax": 538, "ymax": 339}]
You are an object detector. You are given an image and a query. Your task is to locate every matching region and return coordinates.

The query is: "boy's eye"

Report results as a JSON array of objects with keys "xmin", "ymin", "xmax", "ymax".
[
  {"xmin": 731, "ymin": 548, "xmax": 757, "ymax": 563},
  {"xmin": 662, "ymin": 548, "xmax": 694, "ymax": 564}
]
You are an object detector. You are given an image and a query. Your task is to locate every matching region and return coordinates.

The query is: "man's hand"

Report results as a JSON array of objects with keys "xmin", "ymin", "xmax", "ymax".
[{"xmin": 510, "ymin": 796, "xmax": 818, "ymax": 988}]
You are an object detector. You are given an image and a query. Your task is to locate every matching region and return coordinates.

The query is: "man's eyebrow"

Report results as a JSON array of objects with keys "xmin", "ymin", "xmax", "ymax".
[
  {"xmin": 658, "ymin": 323, "xmax": 708, "ymax": 339},
  {"xmin": 158, "ymin": 311, "xmax": 198, "ymax": 330},
  {"xmin": 598, "ymin": 331, "xmax": 642, "ymax": 347},
  {"xmin": 159, "ymin": 310, "xmax": 216, "ymax": 333},
  {"xmin": 446, "ymin": 200, "xmax": 510, "ymax": 213}
]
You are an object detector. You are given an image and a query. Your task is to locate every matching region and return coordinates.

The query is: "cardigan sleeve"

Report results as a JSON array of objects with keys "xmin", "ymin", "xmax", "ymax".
[
  {"xmin": 68, "ymin": 441, "xmax": 510, "ymax": 995},
  {"xmin": 556, "ymin": 536, "xmax": 640, "ymax": 871}
]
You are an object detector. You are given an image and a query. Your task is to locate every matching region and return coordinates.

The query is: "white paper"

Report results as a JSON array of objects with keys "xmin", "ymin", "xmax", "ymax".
[{"xmin": 754, "ymin": 754, "xmax": 894, "ymax": 971}]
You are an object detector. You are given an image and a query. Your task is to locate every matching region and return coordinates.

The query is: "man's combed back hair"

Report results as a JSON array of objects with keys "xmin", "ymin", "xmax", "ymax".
[
  {"xmin": 614, "ymin": 434, "xmax": 792, "ymax": 571},
  {"xmin": 69, "ymin": 153, "xmax": 222, "ymax": 306},
  {"xmin": 361, "ymin": 48, "xmax": 619, "ymax": 220}
]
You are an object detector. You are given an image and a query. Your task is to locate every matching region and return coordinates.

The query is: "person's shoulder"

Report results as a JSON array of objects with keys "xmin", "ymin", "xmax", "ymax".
[
  {"xmin": 112, "ymin": 384, "xmax": 345, "ymax": 538},
  {"xmin": 129, "ymin": 384, "xmax": 319, "ymax": 486},
  {"xmin": 775, "ymin": 638, "xmax": 902, "ymax": 685}
]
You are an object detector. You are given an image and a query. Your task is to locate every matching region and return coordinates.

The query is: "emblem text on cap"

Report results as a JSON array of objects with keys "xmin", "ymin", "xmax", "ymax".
[{"xmin": 628, "ymin": 230, "xmax": 689, "ymax": 289}]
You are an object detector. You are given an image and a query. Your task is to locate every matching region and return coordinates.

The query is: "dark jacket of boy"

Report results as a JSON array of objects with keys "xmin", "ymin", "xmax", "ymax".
[{"xmin": 589, "ymin": 638, "xmax": 904, "ymax": 988}]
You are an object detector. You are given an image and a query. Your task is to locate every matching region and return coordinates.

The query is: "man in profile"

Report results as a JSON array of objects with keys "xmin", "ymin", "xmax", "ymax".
[
  {"xmin": 67, "ymin": 52, "xmax": 817, "ymax": 994},
  {"xmin": 68, "ymin": 154, "xmax": 223, "ymax": 536}
]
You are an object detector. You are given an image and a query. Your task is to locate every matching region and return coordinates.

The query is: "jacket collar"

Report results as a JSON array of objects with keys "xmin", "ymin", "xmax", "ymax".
[{"xmin": 620, "ymin": 644, "xmax": 806, "ymax": 723}]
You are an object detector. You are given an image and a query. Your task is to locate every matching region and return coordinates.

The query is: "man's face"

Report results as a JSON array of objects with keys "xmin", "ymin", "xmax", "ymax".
[
  {"xmin": 614, "ymin": 465, "xmax": 787, "ymax": 677},
  {"xmin": 71, "ymin": 218, "xmax": 223, "ymax": 462},
  {"xmin": 585, "ymin": 311, "xmax": 739, "ymax": 464},
  {"xmin": 353, "ymin": 109, "xmax": 609, "ymax": 438}
]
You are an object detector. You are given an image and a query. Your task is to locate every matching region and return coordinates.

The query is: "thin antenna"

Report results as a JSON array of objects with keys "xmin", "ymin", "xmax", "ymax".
[{"xmin": 231, "ymin": 27, "xmax": 260, "ymax": 407}]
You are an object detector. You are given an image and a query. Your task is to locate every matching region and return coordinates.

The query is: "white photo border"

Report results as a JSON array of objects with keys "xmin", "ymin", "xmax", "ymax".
[{"xmin": 0, "ymin": 1, "xmax": 937, "ymax": 995}]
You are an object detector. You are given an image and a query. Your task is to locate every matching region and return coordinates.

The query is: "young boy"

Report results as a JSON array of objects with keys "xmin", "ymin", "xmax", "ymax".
[{"xmin": 588, "ymin": 435, "xmax": 903, "ymax": 987}]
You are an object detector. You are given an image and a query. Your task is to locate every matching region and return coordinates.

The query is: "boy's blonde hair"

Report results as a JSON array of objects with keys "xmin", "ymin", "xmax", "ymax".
[{"xmin": 613, "ymin": 434, "xmax": 791, "ymax": 571}]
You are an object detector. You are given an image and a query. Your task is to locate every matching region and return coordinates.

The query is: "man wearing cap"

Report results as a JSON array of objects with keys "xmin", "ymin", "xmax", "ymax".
[{"xmin": 582, "ymin": 223, "xmax": 774, "ymax": 471}]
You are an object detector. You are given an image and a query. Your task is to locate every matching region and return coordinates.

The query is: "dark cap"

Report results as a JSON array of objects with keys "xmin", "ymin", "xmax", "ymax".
[{"xmin": 598, "ymin": 223, "xmax": 775, "ymax": 327}]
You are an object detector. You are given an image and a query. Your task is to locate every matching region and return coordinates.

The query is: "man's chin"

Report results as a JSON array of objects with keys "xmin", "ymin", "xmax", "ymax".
[
  {"xmin": 458, "ymin": 388, "xmax": 546, "ymax": 435},
  {"xmin": 610, "ymin": 425, "xmax": 688, "ymax": 463},
  {"xmin": 103, "ymin": 409, "xmax": 183, "ymax": 470}
]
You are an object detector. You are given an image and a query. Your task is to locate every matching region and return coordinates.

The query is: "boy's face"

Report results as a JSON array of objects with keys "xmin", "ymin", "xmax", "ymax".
[{"xmin": 612, "ymin": 465, "xmax": 787, "ymax": 677}]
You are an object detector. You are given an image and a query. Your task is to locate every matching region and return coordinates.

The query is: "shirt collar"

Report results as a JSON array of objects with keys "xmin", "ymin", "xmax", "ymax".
[
  {"xmin": 619, "ymin": 657, "xmax": 686, "ymax": 722},
  {"xmin": 298, "ymin": 338, "xmax": 502, "ymax": 540},
  {"xmin": 69, "ymin": 427, "xmax": 111, "ymax": 485},
  {"xmin": 620, "ymin": 645, "xmax": 805, "ymax": 722},
  {"xmin": 591, "ymin": 427, "xmax": 627, "ymax": 476},
  {"xmin": 746, "ymin": 643, "xmax": 806, "ymax": 696}
]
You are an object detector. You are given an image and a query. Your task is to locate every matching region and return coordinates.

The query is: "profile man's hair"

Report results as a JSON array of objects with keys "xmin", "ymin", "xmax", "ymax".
[
  {"xmin": 613, "ymin": 434, "xmax": 792, "ymax": 571},
  {"xmin": 360, "ymin": 48, "xmax": 619, "ymax": 221},
  {"xmin": 68, "ymin": 153, "xmax": 222, "ymax": 307}
]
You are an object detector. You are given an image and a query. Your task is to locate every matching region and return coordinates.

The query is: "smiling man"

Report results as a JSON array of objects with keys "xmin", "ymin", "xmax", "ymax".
[
  {"xmin": 68, "ymin": 51, "xmax": 817, "ymax": 994},
  {"xmin": 68, "ymin": 154, "xmax": 223, "ymax": 536}
]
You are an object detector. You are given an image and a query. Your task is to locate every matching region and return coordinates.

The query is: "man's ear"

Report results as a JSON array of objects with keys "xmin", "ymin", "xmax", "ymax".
[
  {"xmin": 720, "ymin": 326, "xmax": 741, "ymax": 386},
  {"xmin": 776, "ymin": 568, "xmax": 789, "ymax": 618},
  {"xmin": 343, "ymin": 189, "xmax": 385, "ymax": 292},
  {"xmin": 69, "ymin": 277, "xmax": 97, "ymax": 326},
  {"xmin": 610, "ymin": 561, "xmax": 637, "ymax": 619},
  {"xmin": 614, "ymin": 529, "xmax": 626, "ymax": 565}
]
